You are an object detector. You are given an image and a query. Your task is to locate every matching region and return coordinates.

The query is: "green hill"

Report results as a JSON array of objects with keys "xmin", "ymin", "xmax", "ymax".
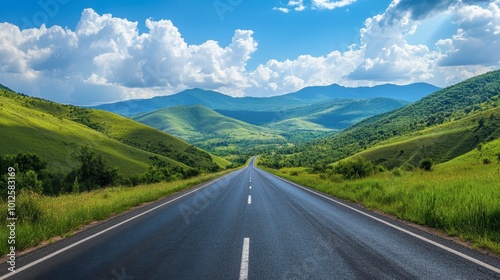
[
  {"xmin": 0, "ymin": 89, "xmax": 230, "ymax": 176},
  {"xmin": 345, "ymin": 107, "xmax": 500, "ymax": 169},
  {"xmin": 133, "ymin": 105, "xmax": 286, "ymax": 154},
  {"xmin": 217, "ymin": 98, "xmax": 408, "ymax": 129},
  {"xmin": 269, "ymin": 69, "xmax": 500, "ymax": 167}
]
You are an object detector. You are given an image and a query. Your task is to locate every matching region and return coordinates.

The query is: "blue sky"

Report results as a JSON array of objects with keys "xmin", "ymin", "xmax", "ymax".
[{"xmin": 0, "ymin": 0, "xmax": 499, "ymax": 105}]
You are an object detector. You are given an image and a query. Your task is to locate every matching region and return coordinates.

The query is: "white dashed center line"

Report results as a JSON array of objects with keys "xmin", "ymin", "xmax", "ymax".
[
  {"xmin": 248, "ymin": 195, "xmax": 252, "ymax": 204},
  {"xmin": 239, "ymin": 238, "xmax": 250, "ymax": 280}
]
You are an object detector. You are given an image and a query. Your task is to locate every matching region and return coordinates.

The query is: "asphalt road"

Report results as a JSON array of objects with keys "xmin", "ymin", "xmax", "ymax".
[{"xmin": 1, "ymin": 157, "xmax": 499, "ymax": 279}]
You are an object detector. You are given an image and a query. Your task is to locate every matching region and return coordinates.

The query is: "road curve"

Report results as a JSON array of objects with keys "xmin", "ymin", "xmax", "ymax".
[{"xmin": 1, "ymin": 157, "xmax": 499, "ymax": 279}]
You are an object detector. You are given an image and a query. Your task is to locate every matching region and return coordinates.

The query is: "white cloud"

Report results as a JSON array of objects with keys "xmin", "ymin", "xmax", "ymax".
[
  {"xmin": 347, "ymin": 0, "xmax": 500, "ymax": 86},
  {"xmin": 273, "ymin": 7, "xmax": 290, "ymax": 13},
  {"xmin": 273, "ymin": 0, "xmax": 353, "ymax": 13},
  {"xmin": 0, "ymin": 8, "xmax": 258, "ymax": 104},
  {"xmin": 312, "ymin": 0, "xmax": 357, "ymax": 10},
  {"xmin": 1, "ymin": 2, "xmax": 499, "ymax": 104},
  {"xmin": 438, "ymin": 2, "xmax": 500, "ymax": 66}
]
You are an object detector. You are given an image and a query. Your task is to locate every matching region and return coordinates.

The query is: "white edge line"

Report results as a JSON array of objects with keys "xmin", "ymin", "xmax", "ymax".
[
  {"xmin": 239, "ymin": 238, "xmax": 250, "ymax": 280},
  {"xmin": 261, "ymin": 169, "xmax": 500, "ymax": 274},
  {"xmin": 1, "ymin": 171, "xmax": 237, "ymax": 279}
]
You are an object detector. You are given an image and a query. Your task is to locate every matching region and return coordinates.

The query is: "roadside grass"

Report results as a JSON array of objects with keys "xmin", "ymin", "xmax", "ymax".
[
  {"xmin": 0, "ymin": 169, "xmax": 235, "ymax": 256},
  {"xmin": 258, "ymin": 158, "xmax": 500, "ymax": 255}
]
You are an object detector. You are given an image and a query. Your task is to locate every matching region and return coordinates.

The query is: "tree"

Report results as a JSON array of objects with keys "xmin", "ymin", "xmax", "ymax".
[
  {"xmin": 419, "ymin": 158, "xmax": 433, "ymax": 171},
  {"xmin": 22, "ymin": 170, "xmax": 43, "ymax": 194},
  {"xmin": 71, "ymin": 146, "xmax": 120, "ymax": 191}
]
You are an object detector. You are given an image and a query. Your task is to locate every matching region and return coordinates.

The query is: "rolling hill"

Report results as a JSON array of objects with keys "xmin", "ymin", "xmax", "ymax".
[
  {"xmin": 216, "ymin": 98, "xmax": 408, "ymax": 128},
  {"xmin": 345, "ymin": 107, "xmax": 500, "ymax": 169},
  {"xmin": 0, "ymin": 88, "xmax": 230, "ymax": 176},
  {"xmin": 132, "ymin": 105, "xmax": 286, "ymax": 154},
  {"xmin": 268, "ymin": 69, "xmax": 500, "ymax": 168}
]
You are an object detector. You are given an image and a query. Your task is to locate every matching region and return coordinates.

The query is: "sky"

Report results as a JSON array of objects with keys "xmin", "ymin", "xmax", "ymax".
[{"xmin": 0, "ymin": 0, "xmax": 499, "ymax": 105}]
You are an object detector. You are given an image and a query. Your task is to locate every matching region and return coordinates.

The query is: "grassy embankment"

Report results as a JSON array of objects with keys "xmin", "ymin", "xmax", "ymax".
[
  {"xmin": 258, "ymin": 141, "xmax": 500, "ymax": 255},
  {"xmin": 0, "ymin": 168, "xmax": 236, "ymax": 256}
]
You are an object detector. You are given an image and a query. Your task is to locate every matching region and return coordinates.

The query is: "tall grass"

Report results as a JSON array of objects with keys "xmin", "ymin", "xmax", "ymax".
[
  {"xmin": 0, "ymin": 169, "xmax": 234, "ymax": 256},
  {"xmin": 262, "ymin": 163, "xmax": 500, "ymax": 254}
]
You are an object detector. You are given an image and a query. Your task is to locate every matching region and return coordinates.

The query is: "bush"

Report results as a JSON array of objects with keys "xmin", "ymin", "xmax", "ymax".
[
  {"xmin": 483, "ymin": 158, "xmax": 492, "ymax": 164},
  {"xmin": 333, "ymin": 158, "xmax": 374, "ymax": 180},
  {"xmin": 17, "ymin": 190, "xmax": 44, "ymax": 224},
  {"xmin": 401, "ymin": 163, "xmax": 416, "ymax": 171},
  {"xmin": 392, "ymin": 168, "xmax": 403, "ymax": 177},
  {"xmin": 419, "ymin": 158, "xmax": 433, "ymax": 171}
]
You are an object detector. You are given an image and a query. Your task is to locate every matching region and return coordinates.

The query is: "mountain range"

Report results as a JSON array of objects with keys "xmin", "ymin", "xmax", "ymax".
[
  {"xmin": 93, "ymin": 83, "xmax": 440, "ymax": 117},
  {"xmin": 92, "ymin": 83, "xmax": 439, "ymax": 155}
]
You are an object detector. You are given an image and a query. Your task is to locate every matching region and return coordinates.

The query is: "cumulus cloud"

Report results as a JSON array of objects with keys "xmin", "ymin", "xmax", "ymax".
[
  {"xmin": 0, "ymin": 8, "xmax": 258, "ymax": 103},
  {"xmin": 273, "ymin": 0, "xmax": 353, "ymax": 13},
  {"xmin": 0, "ymin": 2, "xmax": 499, "ymax": 104},
  {"xmin": 312, "ymin": 0, "xmax": 357, "ymax": 10},
  {"xmin": 438, "ymin": 2, "xmax": 500, "ymax": 66},
  {"xmin": 247, "ymin": 48, "xmax": 363, "ymax": 95},
  {"xmin": 347, "ymin": 0, "xmax": 500, "ymax": 85}
]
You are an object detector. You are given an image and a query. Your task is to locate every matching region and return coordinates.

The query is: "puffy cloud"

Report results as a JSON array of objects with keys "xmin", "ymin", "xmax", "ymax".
[
  {"xmin": 273, "ymin": 0, "xmax": 354, "ymax": 13},
  {"xmin": 348, "ymin": 0, "xmax": 500, "ymax": 86},
  {"xmin": 438, "ymin": 2, "xmax": 500, "ymax": 66},
  {"xmin": 1, "ymin": 2, "xmax": 499, "ymax": 104},
  {"xmin": 247, "ymin": 48, "xmax": 363, "ymax": 95},
  {"xmin": 0, "ymin": 8, "xmax": 258, "ymax": 104},
  {"xmin": 312, "ymin": 0, "xmax": 357, "ymax": 10}
]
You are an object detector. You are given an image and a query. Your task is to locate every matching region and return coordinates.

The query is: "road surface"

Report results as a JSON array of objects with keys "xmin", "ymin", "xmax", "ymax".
[{"xmin": 1, "ymin": 157, "xmax": 499, "ymax": 279}]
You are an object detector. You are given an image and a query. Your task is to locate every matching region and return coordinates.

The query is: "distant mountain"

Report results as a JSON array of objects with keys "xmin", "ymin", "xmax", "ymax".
[
  {"xmin": 277, "ymin": 69, "xmax": 500, "ymax": 167},
  {"xmin": 93, "ymin": 83, "xmax": 439, "ymax": 116},
  {"xmin": 286, "ymin": 83, "xmax": 440, "ymax": 102},
  {"xmin": 132, "ymin": 105, "xmax": 286, "ymax": 153}
]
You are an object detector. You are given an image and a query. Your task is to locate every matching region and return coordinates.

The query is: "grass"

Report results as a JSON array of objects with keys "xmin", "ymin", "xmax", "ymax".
[
  {"xmin": 258, "ymin": 149, "xmax": 500, "ymax": 254},
  {"xmin": 0, "ymin": 169, "xmax": 236, "ymax": 256}
]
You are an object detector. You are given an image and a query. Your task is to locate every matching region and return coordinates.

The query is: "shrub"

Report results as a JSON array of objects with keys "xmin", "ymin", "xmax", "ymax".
[
  {"xmin": 419, "ymin": 158, "xmax": 433, "ymax": 171},
  {"xmin": 392, "ymin": 168, "xmax": 403, "ymax": 177},
  {"xmin": 401, "ymin": 163, "xmax": 416, "ymax": 171},
  {"xmin": 17, "ymin": 190, "xmax": 44, "ymax": 224},
  {"xmin": 333, "ymin": 158, "xmax": 374, "ymax": 179},
  {"xmin": 483, "ymin": 158, "xmax": 492, "ymax": 164}
]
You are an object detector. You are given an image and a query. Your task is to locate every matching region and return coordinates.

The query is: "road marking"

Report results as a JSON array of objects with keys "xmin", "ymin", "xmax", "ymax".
[
  {"xmin": 263, "ymin": 170, "xmax": 500, "ymax": 275},
  {"xmin": 249, "ymin": 186, "xmax": 252, "ymax": 190},
  {"xmin": 248, "ymin": 195, "xmax": 252, "ymax": 204},
  {"xmin": 0, "ymin": 172, "xmax": 237, "ymax": 280},
  {"xmin": 239, "ymin": 238, "xmax": 250, "ymax": 280}
]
